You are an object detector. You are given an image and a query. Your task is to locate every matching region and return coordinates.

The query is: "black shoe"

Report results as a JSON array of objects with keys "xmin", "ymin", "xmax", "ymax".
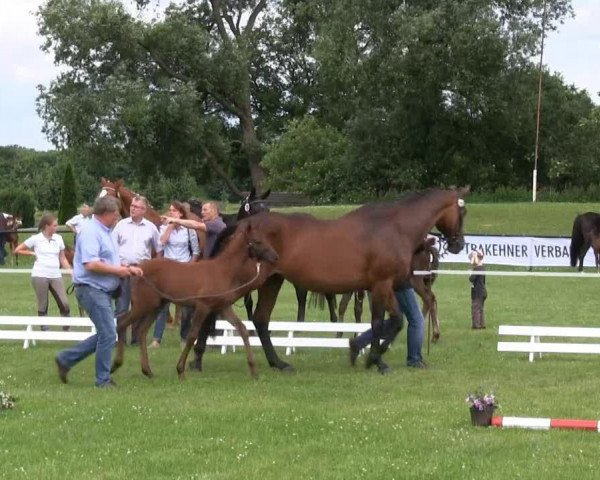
[
  {"xmin": 349, "ymin": 338, "xmax": 360, "ymax": 366},
  {"xmin": 407, "ymin": 360, "xmax": 428, "ymax": 369},
  {"xmin": 55, "ymin": 357, "xmax": 69, "ymax": 384}
]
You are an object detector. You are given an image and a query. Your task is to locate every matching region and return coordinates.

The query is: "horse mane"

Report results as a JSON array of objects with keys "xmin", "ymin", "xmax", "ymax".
[{"xmin": 209, "ymin": 224, "xmax": 240, "ymax": 258}]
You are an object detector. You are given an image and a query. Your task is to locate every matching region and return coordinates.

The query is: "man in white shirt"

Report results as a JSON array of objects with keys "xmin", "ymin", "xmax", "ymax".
[
  {"xmin": 112, "ymin": 195, "xmax": 161, "ymax": 344},
  {"xmin": 65, "ymin": 204, "xmax": 92, "ymax": 236}
]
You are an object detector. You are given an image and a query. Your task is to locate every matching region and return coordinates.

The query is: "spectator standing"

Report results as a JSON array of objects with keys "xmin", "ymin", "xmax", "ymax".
[
  {"xmin": 151, "ymin": 201, "xmax": 200, "ymax": 348},
  {"xmin": 54, "ymin": 196, "xmax": 143, "ymax": 388},
  {"xmin": 66, "ymin": 204, "xmax": 92, "ymax": 238},
  {"xmin": 14, "ymin": 213, "xmax": 72, "ymax": 331},
  {"xmin": 164, "ymin": 201, "xmax": 226, "ymax": 257},
  {"xmin": 468, "ymin": 249, "xmax": 487, "ymax": 329},
  {"xmin": 112, "ymin": 195, "xmax": 161, "ymax": 344}
]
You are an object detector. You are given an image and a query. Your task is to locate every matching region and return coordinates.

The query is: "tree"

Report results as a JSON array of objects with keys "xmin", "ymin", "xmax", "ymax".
[
  {"xmin": 36, "ymin": 0, "xmax": 290, "ymax": 196},
  {"xmin": 58, "ymin": 162, "xmax": 78, "ymax": 224}
]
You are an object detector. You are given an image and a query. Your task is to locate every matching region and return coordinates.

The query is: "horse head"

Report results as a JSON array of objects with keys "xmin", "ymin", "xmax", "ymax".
[
  {"xmin": 435, "ymin": 187, "xmax": 469, "ymax": 254},
  {"xmin": 237, "ymin": 188, "xmax": 271, "ymax": 221},
  {"xmin": 242, "ymin": 220, "xmax": 278, "ymax": 264},
  {"xmin": 99, "ymin": 178, "xmax": 128, "ymax": 217}
]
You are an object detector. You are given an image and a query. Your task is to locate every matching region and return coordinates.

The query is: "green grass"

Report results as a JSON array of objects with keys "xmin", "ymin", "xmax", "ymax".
[{"xmin": 3, "ymin": 202, "xmax": 600, "ymax": 479}]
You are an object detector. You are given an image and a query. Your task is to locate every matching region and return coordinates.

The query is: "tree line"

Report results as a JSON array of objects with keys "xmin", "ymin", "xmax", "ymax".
[{"xmin": 7, "ymin": 0, "xmax": 600, "ymax": 206}]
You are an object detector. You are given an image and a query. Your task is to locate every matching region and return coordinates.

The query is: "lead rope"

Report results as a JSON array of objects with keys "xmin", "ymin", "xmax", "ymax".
[{"xmin": 135, "ymin": 262, "xmax": 262, "ymax": 303}]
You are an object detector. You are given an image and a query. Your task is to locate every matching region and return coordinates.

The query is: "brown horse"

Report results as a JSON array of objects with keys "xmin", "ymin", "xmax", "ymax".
[
  {"xmin": 193, "ymin": 187, "xmax": 468, "ymax": 374},
  {"xmin": 110, "ymin": 222, "xmax": 279, "ymax": 380},
  {"xmin": 2, "ymin": 214, "xmax": 20, "ymax": 266},
  {"xmin": 99, "ymin": 178, "xmax": 163, "ymax": 227},
  {"xmin": 569, "ymin": 212, "xmax": 600, "ymax": 271},
  {"xmin": 338, "ymin": 237, "xmax": 441, "ymax": 341}
]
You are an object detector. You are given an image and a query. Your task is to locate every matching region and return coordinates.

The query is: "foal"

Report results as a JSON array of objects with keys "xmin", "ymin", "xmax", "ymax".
[{"xmin": 111, "ymin": 223, "xmax": 279, "ymax": 379}]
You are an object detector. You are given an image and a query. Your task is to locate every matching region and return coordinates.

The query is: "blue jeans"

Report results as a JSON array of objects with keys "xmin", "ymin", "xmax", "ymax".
[
  {"xmin": 153, "ymin": 304, "xmax": 193, "ymax": 342},
  {"xmin": 354, "ymin": 287, "xmax": 424, "ymax": 366},
  {"xmin": 57, "ymin": 285, "xmax": 116, "ymax": 386}
]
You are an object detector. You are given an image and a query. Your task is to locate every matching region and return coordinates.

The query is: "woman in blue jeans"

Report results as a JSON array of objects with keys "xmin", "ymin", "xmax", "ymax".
[{"xmin": 349, "ymin": 282, "xmax": 426, "ymax": 373}]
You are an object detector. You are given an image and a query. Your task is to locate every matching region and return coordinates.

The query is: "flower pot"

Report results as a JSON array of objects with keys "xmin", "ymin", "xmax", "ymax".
[{"xmin": 470, "ymin": 406, "xmax": 495, "ymax": 426}]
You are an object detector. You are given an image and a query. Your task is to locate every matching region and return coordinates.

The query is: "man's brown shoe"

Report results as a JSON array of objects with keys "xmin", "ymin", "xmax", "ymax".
[{"xmin": 55, "ymin": 357, "xmax": 69, "ymax": 384}]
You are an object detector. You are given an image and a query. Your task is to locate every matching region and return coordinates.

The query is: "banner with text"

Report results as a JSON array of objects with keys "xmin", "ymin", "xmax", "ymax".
[{"xmin": 433, "ymin": 235, "xmax": 589, "ymax": 268}]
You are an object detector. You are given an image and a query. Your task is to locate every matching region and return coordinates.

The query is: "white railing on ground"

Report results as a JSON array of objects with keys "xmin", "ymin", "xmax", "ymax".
[
  {"xmin": 0, "ymin": 316, "xmax": 370, "ymax": 355},
  {"xmin": 497, "ymin": 325, "xmax": 600, "ymax": 362},
  {"xmin": 0, "ymin": 316, "xmax": 96, "ymax": 349}
]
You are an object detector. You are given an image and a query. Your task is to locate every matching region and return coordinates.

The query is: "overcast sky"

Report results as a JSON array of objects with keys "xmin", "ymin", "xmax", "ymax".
[{"xmin": 1, "ymin": 0, "xmax": 598, "ymax": 151}]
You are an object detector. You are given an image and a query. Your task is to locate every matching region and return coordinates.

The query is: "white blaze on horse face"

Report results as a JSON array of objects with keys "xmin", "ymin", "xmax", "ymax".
[
  {"xmin": 457, "ymin": 198, "xmax": 465, "ymax": 208},
  {"xmin": 98, "ymin": 189, "xmax": 108, "ymax": 198},
  {"xmin": 244, "ymin": 202, "xmax": 250, "ymax": 213}
]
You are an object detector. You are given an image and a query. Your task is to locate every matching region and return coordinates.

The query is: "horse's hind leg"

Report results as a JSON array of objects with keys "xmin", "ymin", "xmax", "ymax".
[
  {"xmin": 223, "ymin": 305, "xmax": 257, "ymax": 378},
  {"xmin": 137, "ymin": 313, "xmax": 158, "ymax": 378},
  {"xmin": 295, "ymin": 284, "xmax": 307, "ymax": 322}
]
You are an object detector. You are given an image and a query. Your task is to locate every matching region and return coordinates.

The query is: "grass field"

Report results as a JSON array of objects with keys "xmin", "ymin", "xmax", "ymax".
[{"xmin": 2, "ymin": 202, "xmax": 600, "ymax": 479}]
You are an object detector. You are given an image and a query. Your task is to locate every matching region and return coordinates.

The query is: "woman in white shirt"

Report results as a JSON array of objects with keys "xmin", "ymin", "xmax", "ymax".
[
  {"xmin": 15, "ymin": 213, "xmax": 72, "ymax": 331},
  {"xmin": 151, "ymin": 201, "xmax": 200, "ymax": 347}
]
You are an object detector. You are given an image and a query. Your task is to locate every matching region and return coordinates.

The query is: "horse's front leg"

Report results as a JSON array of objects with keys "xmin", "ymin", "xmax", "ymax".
[
  {"xmin": 254, "ymin": 274, "xmax": 294, "ymax": 372},
  {"xmin": 366, "ymin": 283, "xmax": 396, "ymax": 375},
  {"xmin": 177, "ymin": 304, "xmax": 210, "ymax": 380},
  {"xmin": 222, "ymin": 305, "xmax": 258, "ymax": 378},
  {"xmin": 111, "ymin": 310, "xmax": 135, "ymax": 373}
]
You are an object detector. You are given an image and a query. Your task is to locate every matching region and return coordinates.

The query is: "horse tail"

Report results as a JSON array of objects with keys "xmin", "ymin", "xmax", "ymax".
[
  {"xmin": 308, "ymin": 292, "xmax": 326, "ymax": 310},
  {"xmin": 570, "ymin": 214, "xmax": 584, "ymax": 267}
]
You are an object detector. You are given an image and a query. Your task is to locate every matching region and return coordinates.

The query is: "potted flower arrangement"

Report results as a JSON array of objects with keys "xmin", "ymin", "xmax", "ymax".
[{"xmin": 465, "ymin": 388, "xmax": 498, "ymax": 426}]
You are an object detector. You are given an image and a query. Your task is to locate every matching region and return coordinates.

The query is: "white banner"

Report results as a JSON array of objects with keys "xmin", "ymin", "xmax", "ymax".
[{"xmin": 433, "ymin": 235, "xmax": 593, "ymax": 268}]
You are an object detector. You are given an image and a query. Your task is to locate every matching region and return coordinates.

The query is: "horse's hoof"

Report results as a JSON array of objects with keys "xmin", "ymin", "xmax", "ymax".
[
  {"xmin": 110, "ymin": 362, "xmax": 121, "ymax": 373},
  {"xmin": 378, "ymin": 363, "xmax": 392, "ymax": 375},
  {"xmin": 432, "ymin": 333, "xmax": 440, "ymax": 343},
  {"xmin": 365, "ymin": 355, "xmax": 376, "ymax": 369},
  {"xmin": 188, "ymin": 360, "xmax": 203, "ymax": 372},
  {"xmin": 349, "ymin": 338, "xmax": 360, "ymax": 366},
  {"xmin": 142, "ymin": 370, "xmax": 154, "ymax": 378},
  {"xmin": 273, "ymin": 363, "xmax": 295, "ymax": 373}
]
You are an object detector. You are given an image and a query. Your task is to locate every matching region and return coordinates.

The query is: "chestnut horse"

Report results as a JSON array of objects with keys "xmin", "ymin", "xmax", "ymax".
[
  {"xmin": 193, "ymin": 187, "xmax": 468, "ymax": 374},
  {"xmin": 111, "ymin": 222, "xmax": 279, "ymax": 379},
  {"xmin": 1, "ymin": 214, "xmax": 20, "ymax": 265},
  {"xmin": 338, "ymin": 237, "xmax": 441, "ymax": 342}
]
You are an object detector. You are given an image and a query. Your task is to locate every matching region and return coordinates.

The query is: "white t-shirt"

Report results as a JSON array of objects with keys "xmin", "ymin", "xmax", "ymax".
[
  {"xmin": 23, "ymin": 233, "xmax": 66, "ymax": 279},
  {"xmin": 65, "ymin": 213, "xmax": 90, "ymax": 234}
]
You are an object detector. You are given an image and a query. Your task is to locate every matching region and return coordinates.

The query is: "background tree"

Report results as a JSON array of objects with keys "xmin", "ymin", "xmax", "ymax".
[{"xmin": 57, "ymin": 162, "xmax": 78, "ymax": 224}]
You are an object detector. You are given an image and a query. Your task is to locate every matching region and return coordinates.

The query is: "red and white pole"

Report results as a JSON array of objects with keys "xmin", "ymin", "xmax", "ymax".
[{"xmin": 492, "ymin": 416, "xmax": 600, "ymax": 431}]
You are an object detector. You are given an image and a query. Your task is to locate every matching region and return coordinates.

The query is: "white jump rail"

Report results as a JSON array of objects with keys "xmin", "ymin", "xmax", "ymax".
[
  {"xmin": 0, "ymin": 316, "xmax": 96, "ymax": 349},
  {"xmin": 0, "ymin": 316, "xmax": 371, "ymax": 355},
  {"xmin": 497, "ymin": 325, "xmax": 600, "ymax": 362},
  {"xmin": 209, "ymin": 320, "xmax": 371, "ymax": 355}
]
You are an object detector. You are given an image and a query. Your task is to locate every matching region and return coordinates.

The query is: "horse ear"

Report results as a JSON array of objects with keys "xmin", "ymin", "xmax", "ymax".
[
  {"xmin": 116, "ymin": 179, "xmax": 124, "ymax": 187},
  {"xmin": 459, "ymin": 185, "xmax": 471, "ymax": 197},
  {"xmin": 260, "ymin": 188, "xmax": 271, "ymax": 200}
]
